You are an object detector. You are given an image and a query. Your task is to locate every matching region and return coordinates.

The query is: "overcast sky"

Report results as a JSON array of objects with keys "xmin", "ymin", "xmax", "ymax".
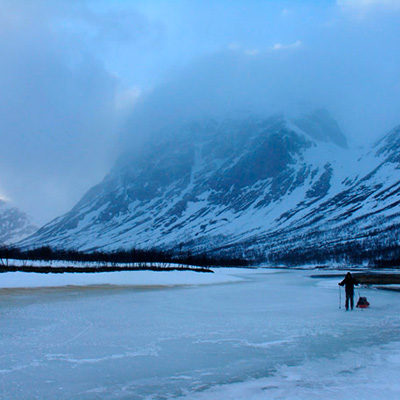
[{"xmin": 0, "ymin": 0, "xmax": 400, "ymax": 225}]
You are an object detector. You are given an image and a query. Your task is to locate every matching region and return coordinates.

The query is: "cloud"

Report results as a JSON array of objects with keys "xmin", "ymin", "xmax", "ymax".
[
  {"xmin": 123, "ymin": 9, "xmax": 400, "ymax": 154},
  {"xmin": 122, "ymin": 49, "xmax": 342, "ymax": 148},
  {"xmin": 227, "ymin": 43, "xmax": 261, "ymax": 55},
  {"xmin": 272, "ymin": 40, "xmax": 303, "ymax": 51},
  {"xmin": 0, "ymin": 0, "xmax": 173, "ymax": 224},
  {"xmin": 115, "ymin": 87, "xmax": 142, "ymax": 113},
  {"xmin": 338, "ymin": 0, "xmax": 400, "ymax": 15},
  {"xmin": 244, "ymin": 49, "xmax": 260, "ymax": 56},
  {"xmin": 0, "ymin": 2, "xmax": 121, "ymax": 223},
  {"xmin": 227, "ymin": 40, "xmax": 303, "ymax": 57},
  {"xmin": 0, "ymin": 193, "xmax": 9, "ymax": 202},
  {"xmin": 1, "ymin": 0, "xmax": 400, "ymax": 225}
]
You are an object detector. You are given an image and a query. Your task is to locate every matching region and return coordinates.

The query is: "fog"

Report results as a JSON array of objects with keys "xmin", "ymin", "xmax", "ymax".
[{"xmin": 0, "ymin": 0, "xmax": 399, "ymax": 224}]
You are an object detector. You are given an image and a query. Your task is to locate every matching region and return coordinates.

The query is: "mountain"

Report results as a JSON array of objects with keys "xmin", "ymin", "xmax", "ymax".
[
  {"xmin": 0, "ymin": 200, "xmax": 38, "ymax": 245},
  {"xmin": 21, "ymin": 111, "xmax": 400, "ymax": 263}
]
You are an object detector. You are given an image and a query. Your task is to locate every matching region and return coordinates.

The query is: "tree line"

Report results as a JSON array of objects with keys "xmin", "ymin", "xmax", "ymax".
[{"xmin": 0, "ymin": 245, "xmax": 251, "ymax": 268}]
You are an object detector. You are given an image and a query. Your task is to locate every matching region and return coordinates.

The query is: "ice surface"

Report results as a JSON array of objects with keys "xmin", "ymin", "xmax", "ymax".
[
  {"xmin": 0, "ymin": 268, "xmax": 245, "ymax": 289},
  {"xmin": 1, "ymin": 268, "xmax": 400, "ymax": 399}
]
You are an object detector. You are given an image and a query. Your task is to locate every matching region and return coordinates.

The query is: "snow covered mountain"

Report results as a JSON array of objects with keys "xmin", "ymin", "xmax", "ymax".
[
  {"xmin": 21, "ymin": 110, "xmax": 400, "ymax": 262},
  {"xmin": 0, "ymin": 200, "xmax": 38, "ymax": 245}
]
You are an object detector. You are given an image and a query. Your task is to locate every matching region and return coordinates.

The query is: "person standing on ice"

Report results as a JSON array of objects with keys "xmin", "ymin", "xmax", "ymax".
[{"xmin": 338, "ymin": 272, "xmax": 359, "ymax": 310}]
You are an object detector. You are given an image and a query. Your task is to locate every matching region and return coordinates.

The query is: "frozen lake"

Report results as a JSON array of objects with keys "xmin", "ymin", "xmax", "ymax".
[{"xmin": 1, "ymin": 268, "xmax": 400, "ymax": 399}]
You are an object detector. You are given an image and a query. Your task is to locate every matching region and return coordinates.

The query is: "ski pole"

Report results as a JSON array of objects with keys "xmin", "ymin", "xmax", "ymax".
[{"xmin": 339, "ymin": 286, "xmax": 342, "ymax": 309}]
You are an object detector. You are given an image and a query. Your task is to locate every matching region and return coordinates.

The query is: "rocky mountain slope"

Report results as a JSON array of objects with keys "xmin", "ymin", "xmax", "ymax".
[
  {"xmin": 21, "ymin": 110, "xmax": 400, "ymax": 262},
  {"xmin": 0, "ymin": 200, "xmax": 38, "ymax": 245}
]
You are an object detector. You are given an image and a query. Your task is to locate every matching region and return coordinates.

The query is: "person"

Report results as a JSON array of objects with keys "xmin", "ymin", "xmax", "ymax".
[{"xmin": 338, "ymin": 272, "xmax": 359, "ymax": 310}]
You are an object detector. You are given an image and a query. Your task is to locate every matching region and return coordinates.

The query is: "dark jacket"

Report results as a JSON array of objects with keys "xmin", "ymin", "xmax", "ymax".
[{"xmin": 339, "ymin": 274, "xmax": 359, "ymax": 294}]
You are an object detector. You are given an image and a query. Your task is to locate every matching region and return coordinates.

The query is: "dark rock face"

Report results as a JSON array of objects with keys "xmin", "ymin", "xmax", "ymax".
[
  {"xmin": 0, "ymin": 200, "xmax": 38, "ymax": 245},
  {"xmin": 375, "ymin": 125, "xmax": 400, "ymax": 164},
  {"xmin": 306, "ymin": 163, "xmax": 332, "ymax": 200},
  {"xmin": 21, "ymin": 112, "xmax": 400, "ymax": 262},
  {"xmin": 295, "ymin": 109, "xmax": 348, "ymax": 148}
]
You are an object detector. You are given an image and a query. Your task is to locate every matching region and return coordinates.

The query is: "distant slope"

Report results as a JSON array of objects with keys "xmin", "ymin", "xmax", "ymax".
[
  {"xmin": 0, "ymin": 200, "xmax": 38, "ymax": 245},
  {"xmin": 21, "ymin": 113, "xmax": 400, "ymax": 263}
]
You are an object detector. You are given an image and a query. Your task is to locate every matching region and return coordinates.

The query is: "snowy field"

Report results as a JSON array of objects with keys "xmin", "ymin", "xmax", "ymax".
[
  {"xmin": 1, "ymin": 268, "xmax": 400, "ymax": 399},
  {"xmin": 0, "ymin": 268, "xmax": 242, "ymax": 288}
]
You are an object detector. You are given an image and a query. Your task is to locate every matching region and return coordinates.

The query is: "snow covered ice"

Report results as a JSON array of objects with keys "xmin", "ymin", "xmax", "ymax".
[{"xmin": 1, "ymin": 268, "xmax": 400, "ymax": 399}]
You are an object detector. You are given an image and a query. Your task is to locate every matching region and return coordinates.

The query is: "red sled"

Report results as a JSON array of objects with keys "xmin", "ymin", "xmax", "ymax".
[{"xmin": 356, "ymin": 296, "xmax": 370, "ymax": 308}]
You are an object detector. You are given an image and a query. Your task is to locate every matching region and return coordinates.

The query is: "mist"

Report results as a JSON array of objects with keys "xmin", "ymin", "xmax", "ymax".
[
  {"xmin": 1, "ymin": 0, "xmax": 399, "ymax": 224},
  {"xmin": 124, "ymin": 4, "xmax": 400, "ymax": 149}
]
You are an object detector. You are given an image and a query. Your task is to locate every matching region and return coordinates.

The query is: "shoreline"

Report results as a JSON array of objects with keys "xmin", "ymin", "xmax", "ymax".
[
  {"xmin": 310, "ymin": 272, "xmax": 400, "ymax": 285},
  {"xmin": 0, "ymin": 264, "xmax": 214, "ymax": 274}
]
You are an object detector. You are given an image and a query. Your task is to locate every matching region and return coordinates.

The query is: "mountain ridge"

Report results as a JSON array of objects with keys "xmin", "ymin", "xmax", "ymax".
[
  {"xmin": 20, "ymin": 112, "xmax": 400, "ymax": 263},
  {"xmin": 0, "ymin": 200, "xmax": 38, "ymax": 245}
]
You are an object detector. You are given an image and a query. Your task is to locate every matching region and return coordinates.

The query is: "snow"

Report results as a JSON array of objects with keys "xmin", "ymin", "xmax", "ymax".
[
  {"xmin": 1, "ymin": 268, "xmax": 400, "ymax": 399},
  {"xmin": 181, "ymin": 342, "xmax": 400, "ymax": 400},
  {"xmin": 0, "ymin": 267, "xmax": 247, "ymax": 289},
  {"xmin": 20, "ymin": 116, "xmax": 400, "ymax": 255}
]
